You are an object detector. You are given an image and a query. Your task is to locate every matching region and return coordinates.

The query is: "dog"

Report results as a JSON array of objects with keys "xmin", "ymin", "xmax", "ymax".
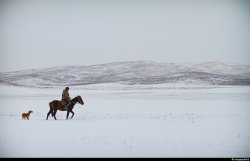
[{"xmin": 22, "ymin": 110, "xmax": 33, "ymax": 120}]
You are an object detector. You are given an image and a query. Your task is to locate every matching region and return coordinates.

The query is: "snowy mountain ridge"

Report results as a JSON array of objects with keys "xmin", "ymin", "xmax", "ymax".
[{"xmin": 0, "ymin": 61, "xmax": 250, "ymax": 88}]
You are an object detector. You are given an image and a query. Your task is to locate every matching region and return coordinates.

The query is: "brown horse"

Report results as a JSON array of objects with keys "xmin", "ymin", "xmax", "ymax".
[{"xmin": 46, "ymin": 95, "xmax": 84, "ymax": 120}]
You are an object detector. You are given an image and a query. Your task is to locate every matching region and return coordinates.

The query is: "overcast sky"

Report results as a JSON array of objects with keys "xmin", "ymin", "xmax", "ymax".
[{"xmin": 0, "ymin": 0, "xmax": 250, "ymax": 72}]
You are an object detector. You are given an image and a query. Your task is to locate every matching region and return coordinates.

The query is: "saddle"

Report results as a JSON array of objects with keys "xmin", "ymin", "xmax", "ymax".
[
  {"xmin": 60, "ymin": 99, "xmax": 72, "ymax": 107},
  {"xmin": 60, "ymin": 100, "xmax": 67, "ymax": 106}
]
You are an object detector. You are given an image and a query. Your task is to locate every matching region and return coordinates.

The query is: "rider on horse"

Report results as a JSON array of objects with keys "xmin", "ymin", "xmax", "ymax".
[{"xmin": 62, "ymin": 87, "xmax": 72, "ymax": 110}]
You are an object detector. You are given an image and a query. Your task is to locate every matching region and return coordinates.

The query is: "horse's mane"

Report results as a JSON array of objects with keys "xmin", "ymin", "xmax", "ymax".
[{"xmin": 71, "ymin": 96, "xmax": 79, "ymax": 103}]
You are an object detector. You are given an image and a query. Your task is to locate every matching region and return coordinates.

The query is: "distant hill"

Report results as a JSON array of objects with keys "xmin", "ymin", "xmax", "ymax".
[{"xmin": 1, "ymin": 61, "xmax": 250, "ymax": 88}]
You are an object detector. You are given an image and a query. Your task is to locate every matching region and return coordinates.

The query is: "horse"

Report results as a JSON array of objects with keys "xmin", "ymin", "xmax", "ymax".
[
  {"xmin": 46, "ymin": 95, "xmax": 84, "ymax": 120},
  {"xmin": 22, "ymin": 110, "xmax": 33, "ymax": 120}
]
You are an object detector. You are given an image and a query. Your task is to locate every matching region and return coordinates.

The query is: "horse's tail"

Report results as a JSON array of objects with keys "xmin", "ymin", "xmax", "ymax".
[{"xmin": 49, "ymin": 102, "xmax": 54, "ymax": 117}]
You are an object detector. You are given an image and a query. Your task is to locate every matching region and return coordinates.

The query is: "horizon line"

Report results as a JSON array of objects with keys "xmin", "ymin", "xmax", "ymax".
[{"xmin": 1, "ymin": 60, "xmax": 250, "ymax": 73}]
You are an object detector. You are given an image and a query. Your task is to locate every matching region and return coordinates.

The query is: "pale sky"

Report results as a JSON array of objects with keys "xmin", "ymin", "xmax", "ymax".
[{"xmin": 0, "ymin": 0, "xmax": 250, "ymax": 72}]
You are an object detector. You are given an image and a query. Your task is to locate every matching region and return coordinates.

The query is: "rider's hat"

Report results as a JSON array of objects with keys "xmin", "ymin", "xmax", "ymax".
[{"xmin": 65, "ymin": 87, "xmax": 69, "ymax": 90}]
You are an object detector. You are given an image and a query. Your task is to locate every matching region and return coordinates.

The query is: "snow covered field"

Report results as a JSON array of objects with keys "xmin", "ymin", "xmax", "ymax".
[{"xmin": 0, "ymin": 84, "xmax": 249, "ymax": 157}]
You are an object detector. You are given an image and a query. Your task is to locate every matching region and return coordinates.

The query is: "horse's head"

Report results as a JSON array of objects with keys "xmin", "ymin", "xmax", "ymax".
[
  {"xmin": 29, "ymin": 110, "xmax": 33, "ymax": 113},
  {"xmin": 77, "ymin": 95, "xmax": 84, "ymax": 105}
]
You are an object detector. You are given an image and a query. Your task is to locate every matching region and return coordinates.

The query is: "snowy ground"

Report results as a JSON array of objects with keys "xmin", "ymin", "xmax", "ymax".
[{"xmin": 0, "ymin": 84, "xmax": 249, "ymax": 157}]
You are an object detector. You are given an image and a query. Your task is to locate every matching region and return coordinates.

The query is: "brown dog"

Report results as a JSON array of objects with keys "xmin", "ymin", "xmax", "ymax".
[{"xmin": 22, "ymin": 110, "xmax": 33, "ymax": 120}]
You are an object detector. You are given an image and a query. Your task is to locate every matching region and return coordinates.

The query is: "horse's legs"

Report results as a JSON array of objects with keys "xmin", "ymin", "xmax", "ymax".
[
  {"xmin": 47, "ymin": 102, "xmax": 55, "ymax": 120},
  {"xmin": 70, "ymin": 111, "xmax": 74, "ymax": 119},
  {"xmin": 66, "ymin": 111, "xmax": 70, "ymax": 120},
  {"xmin": 53, "ymin": 109, "xmax": 57, "ymax": 120},
  {"xmin": 46, "ymin": 110, "xmax": 53, "ymax": 120}
]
